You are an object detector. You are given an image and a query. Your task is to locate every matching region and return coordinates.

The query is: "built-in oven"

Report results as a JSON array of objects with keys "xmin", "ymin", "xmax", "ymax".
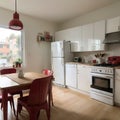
[
  {"xmin": 90, "ymin": 66, "xmax": 114, "ymax": 105},
  {"xmin": 91, "ymin": 73, "xmax": 113, "ymax": 93}
]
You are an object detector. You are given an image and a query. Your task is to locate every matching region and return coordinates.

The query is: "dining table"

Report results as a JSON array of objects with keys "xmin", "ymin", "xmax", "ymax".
[{"xmin": 0, "ymin": 72, "xmax": 49, "ymax": 120}]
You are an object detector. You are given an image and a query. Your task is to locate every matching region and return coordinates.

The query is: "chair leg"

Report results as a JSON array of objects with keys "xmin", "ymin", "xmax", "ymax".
[
  {"xmin": 17, "ymin": 103, "xmax": 22, "ymax": 114},
  {"xmin": 46, "ymin": 109, "xmax": 50, "ymax": 120},
  {"xmin": 16, "ymin": 102, "xmax": 21, "ymax": 120},
  {"xmin": 51, "ymin": 92, "xmax": 54, "ymax": 106},
  {"xmin": 50, "ymin": 83, "xmax": 54, "ymax": 106},
  {"xmin": 10, "ymin": 97, "xmax": 16, "ymax": 116},
  {"xmin": 1, "ymin": 98, "xmax": 16, "ymax": 116},
  {"xmin": 20, "ymin": 91, "xmax": 23, "ymax": 98},
  {"xmin": 16, "ymin": 108, "xmax": 19, "ymax": 120},
  {"xmin": 1, "ymin": 103, "xmax": 3, "ymax": 109},
  {"xmin": 46, "ymin": 105, "xmax": 50, "ymax": 120},
  {"xmin": 29, "ymin": 110, "xmax": 39, "ymax": 120},
  {"xmin": 37, "ymin": 111, "xmax": 40, "ymax": 119}
]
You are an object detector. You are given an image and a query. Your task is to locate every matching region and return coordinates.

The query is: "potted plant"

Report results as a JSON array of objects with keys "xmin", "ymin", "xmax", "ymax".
[{"xmin": 14, "ymin": 58, "xmax": 22, "ymax": 67}]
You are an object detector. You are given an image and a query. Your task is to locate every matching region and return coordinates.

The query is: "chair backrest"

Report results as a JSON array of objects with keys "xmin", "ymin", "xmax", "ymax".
[
  {"xmin": 42, "ymin": 69, "xmax": 53, "ymax": 76},
  {"xmin": 0, "ymin": 68, "xmax": 16, "ymax": 75},
  {"xmin": 28, "ymin": 76, "xmax": 52, "ymax": 106}
]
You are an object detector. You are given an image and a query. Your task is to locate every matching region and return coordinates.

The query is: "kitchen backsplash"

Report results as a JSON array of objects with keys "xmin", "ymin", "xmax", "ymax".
[{"xmin": 73, "ymin": 44, "xmax": 120, "ymax": 64}]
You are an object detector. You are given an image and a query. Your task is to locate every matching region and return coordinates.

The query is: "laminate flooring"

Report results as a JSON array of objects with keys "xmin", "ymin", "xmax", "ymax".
[{"xmin": 0, "ymin": 85, "xmax": 120, "ymax": 120}]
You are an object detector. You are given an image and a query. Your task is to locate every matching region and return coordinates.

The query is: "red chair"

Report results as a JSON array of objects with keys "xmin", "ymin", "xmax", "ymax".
[
  {"xmin": 42, "ymin": 69, "xmax": 53, "ymax": 76},
  {"xmin": 16, "ymin": 76, "xmax": 53, "ymax": 120},
  {"xmin": 0, "ymin": 68, "xmax": 23, "ymax": 115},
  {"xmin": 42, "ymin": 69, "xmax": 54, "ymax": 106},
  {"xmin": 0, "ymin": 68, "xmax": 16, "ymax": 75}
]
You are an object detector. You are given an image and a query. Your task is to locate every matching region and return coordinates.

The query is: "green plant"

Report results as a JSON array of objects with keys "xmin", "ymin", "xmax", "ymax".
[
  {"xmin": 14, "ymin": 58, "xmax": 22, "ymax": 67},
  {"xmin": 16, "ymin": 58, "xmax": 22, "ymax": 64}
]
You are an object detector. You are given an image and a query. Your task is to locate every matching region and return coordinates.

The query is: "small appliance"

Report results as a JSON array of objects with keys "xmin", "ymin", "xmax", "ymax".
[
  {"xmin": 73, "ymin": 57, "xmax": 81, "ymax": 62},
  {"xmin": 108, "ymin": 56, "xmax": 120, "ymax": 65}
]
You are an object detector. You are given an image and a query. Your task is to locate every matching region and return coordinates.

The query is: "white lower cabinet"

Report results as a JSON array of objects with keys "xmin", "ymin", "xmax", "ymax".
[
  {"xmin": 66, "ymin": 63, "xmax": 77, "ymax": 88},
  {"xmin": 115, "ymin": 69, "xmax": 120, "ymax": 105},
  {"xmin": 65, "ymin": 63, "xmax": 91, "ymax": 93},
  {"xmin": 77, "ymin": 64, "xmax": 91, "ymax": 93}
]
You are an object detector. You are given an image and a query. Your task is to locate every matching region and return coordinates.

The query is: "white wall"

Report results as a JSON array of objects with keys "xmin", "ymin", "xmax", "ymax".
[
  {"xmin": 58, "ymin": 1, "xmax": 120, "ymax": 30},
  {"xmin": 0, "ymin": 7, "xmax": 57, "ymax": 73}
]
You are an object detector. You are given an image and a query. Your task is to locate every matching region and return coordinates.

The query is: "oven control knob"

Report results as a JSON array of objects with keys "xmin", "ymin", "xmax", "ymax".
[{"xmin": 105, "ymin": 69, "xmax": 107, "ymax": 73}]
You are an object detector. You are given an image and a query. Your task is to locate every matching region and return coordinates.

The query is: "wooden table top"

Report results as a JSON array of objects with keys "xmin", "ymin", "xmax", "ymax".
[{"xmin": 0, "ymin": 72, "xmax": 47, "ymax": 89}]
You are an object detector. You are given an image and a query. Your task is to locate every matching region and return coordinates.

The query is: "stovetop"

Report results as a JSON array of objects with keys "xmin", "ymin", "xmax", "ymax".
[{"xmin": 94, "ymin": 63, "xmax": 120, "ymax": 67}]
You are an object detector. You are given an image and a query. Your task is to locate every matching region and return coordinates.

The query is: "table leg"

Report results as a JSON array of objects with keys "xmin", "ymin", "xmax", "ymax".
[{"xmin": 2, "ymin": 90, "xmax": 8, "ymax": 120}]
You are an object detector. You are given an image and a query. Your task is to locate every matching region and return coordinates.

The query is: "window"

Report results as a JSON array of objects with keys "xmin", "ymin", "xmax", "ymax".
[{"xmin": 0, "ymin": 27, "xmax": 23, "ymax": 67}]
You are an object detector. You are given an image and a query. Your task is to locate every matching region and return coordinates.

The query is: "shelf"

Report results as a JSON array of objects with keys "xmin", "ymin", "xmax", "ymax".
[{"xmin": 37, "ymin": 32, "xmax": 53, "ymax": 42}]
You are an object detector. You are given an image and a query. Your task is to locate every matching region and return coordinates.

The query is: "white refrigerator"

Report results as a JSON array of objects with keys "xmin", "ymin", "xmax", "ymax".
[{"xmin": 51, "ymin": 40, "xmax": 73, "ymax": 86}]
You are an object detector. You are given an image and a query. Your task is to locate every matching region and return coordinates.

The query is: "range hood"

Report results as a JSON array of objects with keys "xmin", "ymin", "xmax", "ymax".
[{"xmin": 103, "ymin": 32, "xmax": 120, "ymax": 44}]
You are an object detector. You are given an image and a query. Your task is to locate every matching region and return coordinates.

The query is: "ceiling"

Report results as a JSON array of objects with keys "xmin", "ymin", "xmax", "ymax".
[{"xmin": 0, "ymin": 0, "xmax": 119, "ymax": 23}]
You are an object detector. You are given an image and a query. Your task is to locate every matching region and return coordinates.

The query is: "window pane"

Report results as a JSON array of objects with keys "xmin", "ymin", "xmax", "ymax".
[{"xmin": 0, "ymin": 27, "xmax": 22, "ymax": 67}]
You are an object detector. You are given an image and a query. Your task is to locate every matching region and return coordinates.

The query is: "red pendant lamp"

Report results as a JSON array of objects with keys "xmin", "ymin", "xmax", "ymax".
[{"xmin": 9, "ymin": 0, "xmax": 23, "ymax": 30}]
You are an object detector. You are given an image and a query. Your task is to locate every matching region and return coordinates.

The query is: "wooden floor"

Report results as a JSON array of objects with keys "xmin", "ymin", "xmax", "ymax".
[{"xmin": 1, "ymin": 85, "xmax": 120, "ymax": 120}]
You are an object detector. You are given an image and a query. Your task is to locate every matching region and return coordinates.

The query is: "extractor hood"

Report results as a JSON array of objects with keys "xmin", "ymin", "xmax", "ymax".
[{"xmin": 103, "ymin": 32, "xmax": 120, "ymax": 44}]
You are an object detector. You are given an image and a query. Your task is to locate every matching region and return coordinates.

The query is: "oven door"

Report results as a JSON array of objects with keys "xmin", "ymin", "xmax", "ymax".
[{"xmin": 90, "ymin": 73, "xmax": 113, "ymax": 93}]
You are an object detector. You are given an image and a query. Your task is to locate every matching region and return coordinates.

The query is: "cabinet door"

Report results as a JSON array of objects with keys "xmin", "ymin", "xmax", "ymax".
[
  {"xmin": 70, "ymin": 26, "xmax": 82, "ymax": 52},
  {"xmin": 55, "ymin": 27, "xmax": 82, "ymax": 52},
  {"xmin": 66, "ymin": 64, "xmax": 77, "ymax": 88},
  {"xmin": 93, "ymin": 20, "xmax": 105, "ymax": 51},
  {"xmin": 82, "ymin": 23, "xmax": 94, "ymax": 51},
  {"xmin": 77, "ymin": 65, "xmax": 91, "ymax": 93},
  {"xmin": 115, "ymin": 69, "xmax": 120, "ymax": 105},
  {"xmin": 106, "ymin": 16, "xmax": 120, "ymax": 33}
]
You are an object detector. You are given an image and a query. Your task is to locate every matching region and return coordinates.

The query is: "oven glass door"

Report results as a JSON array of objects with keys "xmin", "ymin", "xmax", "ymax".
[{"xmin": 91, "ymin": 76, "xmax": 113, "ymax": 93}]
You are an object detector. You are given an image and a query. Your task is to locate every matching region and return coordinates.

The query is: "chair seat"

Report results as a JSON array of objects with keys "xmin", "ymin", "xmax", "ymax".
[{"xmin": 18, "ymin": 96, "xmax": 48, "ymax": 108}]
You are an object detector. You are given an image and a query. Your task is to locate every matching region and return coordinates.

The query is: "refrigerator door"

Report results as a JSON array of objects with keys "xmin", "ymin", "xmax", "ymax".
[
  {"xmin": 52, "ymin": 58, "xmax": 65, "ymax": 86},
  {"xmin": 51, "ymin": 41, "xmax": 64, "ymax": 58}
]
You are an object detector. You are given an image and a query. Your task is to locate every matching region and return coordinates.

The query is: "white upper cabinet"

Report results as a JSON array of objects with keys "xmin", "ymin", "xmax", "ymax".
[
  {"xmin": 106, "ymin": 16, "xmax": 120, "ymax": 33},
  {"xmin": 82, "ymin": 23, "xmax": 94, "ymax": 51},
  {"xmin": 81, "ymin": 20, "xmax": 105, "ymax": 51},
  {"xmin": 55, "ymin": 20, "xmax": 106, "ymax": 52},
  {"xmin": 68, "ymin": 27, "xmax": 82, "ymax": 52},
  {"xmin": 93, "ymin": 20, "xmax": 105, "ymax": 51},
  {"xmin": 55, "ymin": 27, "xmax": 82, "ymax": 52}
]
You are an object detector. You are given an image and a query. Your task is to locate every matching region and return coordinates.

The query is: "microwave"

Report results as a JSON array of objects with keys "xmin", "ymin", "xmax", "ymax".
[{"xmin": 74, "ymin": 57, "xmax": 81, "ymax": 62}]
